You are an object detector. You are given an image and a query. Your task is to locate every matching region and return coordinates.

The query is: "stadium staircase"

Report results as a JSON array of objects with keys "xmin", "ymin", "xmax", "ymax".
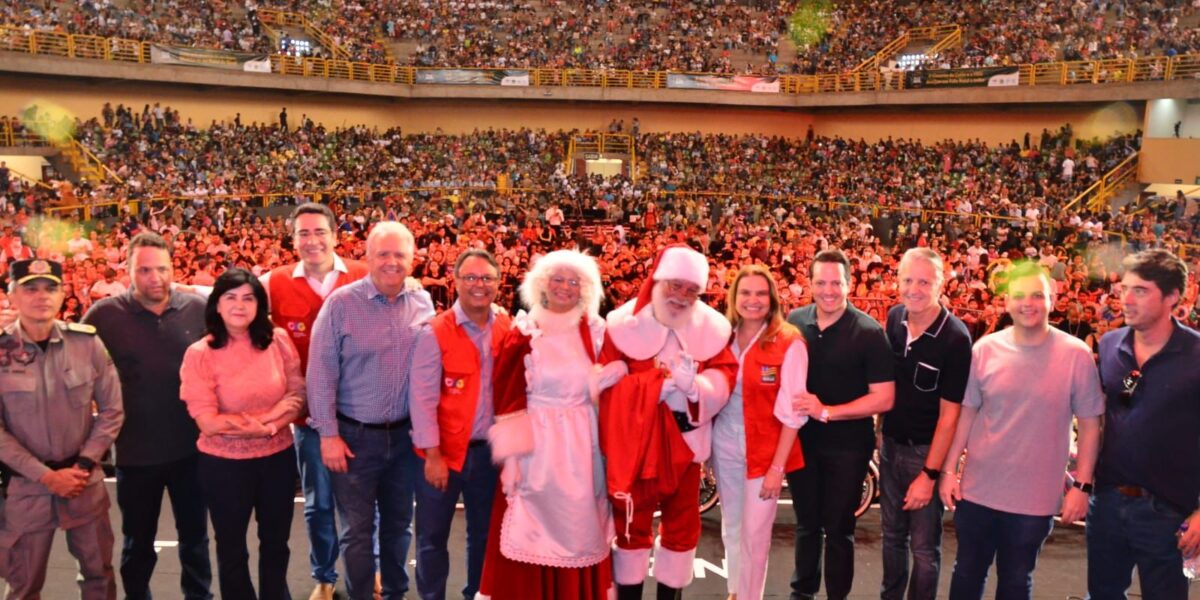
[
  {"xmin": 47, "ymin": 139, "xmax": 121, "ymax": 188},
  {"xmin": 852, "ymin": 24, "xmax": 961, "ymax": 72},
  {"xmin": 259, "ymin": 8, "xmax": 350, "ymax": 60},
  {"xmin": 1066, "ymin": 152, "xmax": 1140, "ymax": 213},
  {"xmin": 566, "ymin": 133, "xmax": 636, "ymax": 179}
]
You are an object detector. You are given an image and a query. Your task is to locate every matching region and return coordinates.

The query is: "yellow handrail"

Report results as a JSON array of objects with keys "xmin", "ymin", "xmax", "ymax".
[
  {"xmin": 37, "ymin": 185, "xmax": 1122, "ymax": 244},
  {"xmin": 4, "ymin": 164, "xmax": 53, "ymax": 189},
  {"xmin": 71, "ymin": 140, "xmax": 125, "ymax": 184},
  {"xmin": 258, "ymin": 8, "xmax": 350, "ymax": 60},
  {"xmin": 1064, "ymin": 152, "xmax": 1138, "ymax": 212},
  {"xmin": 852, "ymin": 24, "xmax": 961, "ymax": 72},
  {"xmin": 2, "ymin": 24, "xmax": 1198, "ymax": 96}
]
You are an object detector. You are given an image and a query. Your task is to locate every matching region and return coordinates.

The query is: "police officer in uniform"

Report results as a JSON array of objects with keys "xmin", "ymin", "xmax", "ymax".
[{"xmin": 0, "ymin": 259, "xmax": 124, "ymax": 599}]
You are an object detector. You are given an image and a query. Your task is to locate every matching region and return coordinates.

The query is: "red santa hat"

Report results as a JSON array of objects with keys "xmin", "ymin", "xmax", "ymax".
[{"xmin": 631, "ymin": 244, "xmax": 709, "ymax": 314}]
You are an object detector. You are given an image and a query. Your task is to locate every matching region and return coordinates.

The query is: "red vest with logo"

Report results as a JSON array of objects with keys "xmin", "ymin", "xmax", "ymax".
[
  {"xmin": 741, "ymin": 328, "xmax": 805, "ymax": 479},
  {"xmin": 268, "ymin": 260, "xmax": 369, "ymax": 370},
  {"xmin": 419, "ymin": 309, "xmax": 512, "ymax": 472}
]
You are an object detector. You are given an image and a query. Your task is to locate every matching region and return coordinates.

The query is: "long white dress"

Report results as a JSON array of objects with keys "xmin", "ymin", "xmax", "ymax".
[{"xmin": 499, "ymin": 307, "xmax": 614, "ymax": 568}]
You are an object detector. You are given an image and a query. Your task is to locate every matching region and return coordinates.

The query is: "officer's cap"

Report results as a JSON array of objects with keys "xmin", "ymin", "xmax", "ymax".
[{"xmin": 10, "ymin": 259, "xmax": 63, "ymax": 286}]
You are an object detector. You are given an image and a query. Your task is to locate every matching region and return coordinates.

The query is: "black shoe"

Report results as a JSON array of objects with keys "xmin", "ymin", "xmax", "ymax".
[
  {"xmin": 617, "ymin": 582, "xmax": 644, "ymax": 600},
  {"xmin": 656, "ymin": 582, "xmax": 682, "ymax": 600}
]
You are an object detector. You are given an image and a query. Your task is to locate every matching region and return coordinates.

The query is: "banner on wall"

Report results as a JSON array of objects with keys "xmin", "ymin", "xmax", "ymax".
[
  {"xmin": 905, "ymin": 66, "xmax": 1021, "ymax": 89},
  {"xmin": 665, "ymin": 73, "xmax": 781, "ymax": 93},
  {"xmin": 149, "ymin": 45, "xmax": 271, "ymax": 73},
  {"xmin": 414, "ymin": 69, "xmax": 531, "ymax": 86}
]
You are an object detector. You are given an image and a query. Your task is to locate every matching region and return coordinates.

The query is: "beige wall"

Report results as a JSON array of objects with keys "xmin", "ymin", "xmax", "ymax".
[
  {"xmin": 1139, "ymin": 138, "xmax": 1200, "ymax": 184},
  {"xmin": 0, "ymin": 156, "xmax": 49, "ymax": 182},
  {"xmin": 0, "ymin": 75, "xmax": 1142, "ymax": 144},
  {"xmin": 811, "ymin": 102, "xmax": 1142, "ymax": 145},
  {"xmin": 0, "ymin": 76, "xmax": 814, "ymax": 135}
]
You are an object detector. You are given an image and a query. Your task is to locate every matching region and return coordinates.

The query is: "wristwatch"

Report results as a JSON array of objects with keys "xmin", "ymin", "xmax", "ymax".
[
  {"xmin": 1071, "ymin": 480, "xmax": 1094, "ymax": 494},
  {"xmin": 76, "ymin": 457, "xmax": 96, "ymax": 472},
  {"xmin": 921, "ymin": 467, "xmax": 941, "ymax": 481}
]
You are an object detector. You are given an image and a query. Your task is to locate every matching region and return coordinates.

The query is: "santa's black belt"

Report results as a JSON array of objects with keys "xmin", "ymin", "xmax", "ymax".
[{"xmin": 672, "ymin": 410, "xmax": 697, "ymax": 433}]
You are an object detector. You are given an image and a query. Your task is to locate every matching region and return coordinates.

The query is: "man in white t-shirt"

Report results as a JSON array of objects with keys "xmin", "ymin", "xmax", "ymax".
[
  {"xmin": 938, "ymin": 261, "xmax": 1103, "ymax": 600},
  {"xmin": 89, "ymin": 268, "xmax": 128, "ymax": 300},
  {"xmin": 544, "ymin": 204, "xmax": 564, "ymax": 229},
  {"xmin": 1061, "ymin": 157, "xmax": 1076, "ymax": 182}
]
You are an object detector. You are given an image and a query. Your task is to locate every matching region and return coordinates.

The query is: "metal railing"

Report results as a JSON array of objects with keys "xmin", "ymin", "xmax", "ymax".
[
  {"xmin": 39, "ymin": 185, "xmax": 1126, "ymax": 244},
  {"xmin": 852, "ymin": 24, "xmax": 961, "ymax": 72},
  {"xmin": 1065, "ymin": 153, "xmax": 1139, "ymax": 212},
  {"xmin": 3, "ymin": 25, "xmax": 1199, "ymax": 96},
  {"xmin": 258, "ymin": 8, "xmax": 350, "ymax": 60}
]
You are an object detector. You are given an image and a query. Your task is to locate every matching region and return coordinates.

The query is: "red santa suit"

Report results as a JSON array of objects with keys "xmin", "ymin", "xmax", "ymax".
[{"xmin": 598, "ymin": 246, "xmax": 737, "ymax": 590}]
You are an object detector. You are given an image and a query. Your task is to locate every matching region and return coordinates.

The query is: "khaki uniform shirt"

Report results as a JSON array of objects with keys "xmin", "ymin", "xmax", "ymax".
[{"xmin": 0, "ymin": 321, "xmax": 123, "ymax": 532}]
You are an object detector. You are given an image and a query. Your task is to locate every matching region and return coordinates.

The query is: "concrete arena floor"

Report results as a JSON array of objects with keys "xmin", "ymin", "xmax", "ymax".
[{"xmin": 28, "ymin": 481, "xmax": 1162, "ymax": 599}]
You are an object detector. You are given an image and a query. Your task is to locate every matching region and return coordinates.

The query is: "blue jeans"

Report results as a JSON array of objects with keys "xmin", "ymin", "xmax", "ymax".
[
  {"xmin": 1086, "ymin": 486, "xmax": 1190, "ymax": 600},
  {"xmin": 948, "ymin": 499, "xmax": 1053, "ymax": 600},
  {"xmin": 295, "ymin": 424, "xmax": 339, "ymax": 585},
  {"xmin": 331, "ymin": 422, "xmax": 420, "ymax": 600},
  {"xmin": 879, "ymin": 438, "xmax": 943, "ymax": 600},
  {"xmin": 414, "ymin": 443, "xmax": 498, "ymax": 600}
]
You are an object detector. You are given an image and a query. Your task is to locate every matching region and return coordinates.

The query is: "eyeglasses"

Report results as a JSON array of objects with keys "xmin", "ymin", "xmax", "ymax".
[
  {"xmin": 549, "ymin": 275, "xmax": 581, "ymax": 288},
  {"xmin": 1119, "ymin": 369, "xmax": 1141, "ymax": 406},
  {"xmin": 459, "ymin": 274, "xmax": 498, "ymax": 285},
  {"xmin": 665, "ymin": 279, "xmax": 701, "ymax": 300}
]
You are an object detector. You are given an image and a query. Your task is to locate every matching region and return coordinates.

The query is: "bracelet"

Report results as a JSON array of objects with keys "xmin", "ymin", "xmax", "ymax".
[
  {"xmin": 769, "ymin": 464, "xmax": 786, "ymax": 474},
  {"xmin": 942, "ymin": 470, "xmax": 958, "ymax": 477}
]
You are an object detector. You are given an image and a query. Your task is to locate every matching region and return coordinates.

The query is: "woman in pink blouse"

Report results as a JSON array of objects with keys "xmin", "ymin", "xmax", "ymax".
[{"xmin": 180, "ymin": 268, "xmax": 305, "ymax": 600}]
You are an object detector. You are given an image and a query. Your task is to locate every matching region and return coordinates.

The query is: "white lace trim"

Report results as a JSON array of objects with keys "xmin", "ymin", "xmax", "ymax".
[{"xmin": 499, "ymin": 499, "xmax": 609, "ymax": 568}]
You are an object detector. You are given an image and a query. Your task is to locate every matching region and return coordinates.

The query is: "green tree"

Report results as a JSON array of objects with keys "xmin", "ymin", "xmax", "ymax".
[{"xmin": 788, "ymin": 0, "xmax": 832, "ymax": 49}]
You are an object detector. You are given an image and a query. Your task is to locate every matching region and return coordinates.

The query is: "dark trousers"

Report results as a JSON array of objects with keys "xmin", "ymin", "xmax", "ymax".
[
  {"xmin": 330, "ymin": 421, "xmax": 419, "ymax": 600},
  {"xmin": 1086, "ymin": 486, "xmax": 1190, "ymax": 600},
  {"xmin": 414, "ymin": 443, "xmax": 497, "ymax": 600},
  {"xmin": 116, "ymin": 454, "xmax": 212, "ymax": 600},
  {"xmin": 879, "ymin": 438, "xmax": 943, "ymax": 600},
  {"xmin": 197, "ymin": 447, "xmax": 297, "ymax": 600},
  {"xmin": 785, "ymin": 445, "xmax": 873, "ymax": 600},
  {"xmin": 948, "ymin": 499, "xmax": 1053, "ymax": 600}
]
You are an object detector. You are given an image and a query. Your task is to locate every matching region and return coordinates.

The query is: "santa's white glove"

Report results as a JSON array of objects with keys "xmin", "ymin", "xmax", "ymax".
[
  {"xmin": 500, "ymin": 456, "xmax": 521, "ymax": 495},
  {"xmin": 669, "ymin": 353, "xmax": 698, "ymax": 397}
]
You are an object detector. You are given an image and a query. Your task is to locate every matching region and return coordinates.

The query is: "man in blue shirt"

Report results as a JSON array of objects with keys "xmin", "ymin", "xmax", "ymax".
[
  {"xmin": 1089, "ymin": 249, "xmax": 1200, "ymax": 600},
  {"xmin": 308, "ymin": 221, "xmax": 435, "ymax": 600},
  {"xmin": 410, "ymin": 249, "xmax": 507, "ymax": 600}
]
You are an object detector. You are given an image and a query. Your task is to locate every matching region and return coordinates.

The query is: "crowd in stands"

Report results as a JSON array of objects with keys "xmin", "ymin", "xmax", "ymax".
[
  {"xmin": 2, "ymin": 0, "xmax": 1197, "ymax": 75},
  {"xmin": 0, "ymin": 0, "xmax": 269, "ymax": 53},
  {"xmin": 2, "ymin": 105, "xmax": 1198, "ymax": 354}
]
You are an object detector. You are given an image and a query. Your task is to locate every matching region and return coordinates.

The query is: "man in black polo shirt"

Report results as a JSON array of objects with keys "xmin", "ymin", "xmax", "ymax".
[
  {"xmin": 880, "ymin": 248, "xmax": 972, "ymax": 600},
  {"xmin": 1089, "ymin": 249, "xmax": 1200, "ymax": 600},
  {"xmin": 84, "ymin": 232, "xmax": 212, "ymax": 600},
  {"xmin": 786, "ymin": 249, "xmax": 895, "ymax": 600}
]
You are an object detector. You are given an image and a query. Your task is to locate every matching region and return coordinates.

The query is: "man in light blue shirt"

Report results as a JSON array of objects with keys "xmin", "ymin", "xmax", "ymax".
[
  {"xmin": 410, "ymin": 249, "xmax": 509, "ymax": 600},
  {"xmin": 308, "ymin": 222, "xmax": 435, "ymax": 600}
]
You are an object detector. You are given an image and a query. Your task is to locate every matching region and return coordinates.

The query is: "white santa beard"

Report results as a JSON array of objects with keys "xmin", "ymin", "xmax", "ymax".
[{"xmin": 650, "ymin": 283, "xmax": 695, "ymax": 331}]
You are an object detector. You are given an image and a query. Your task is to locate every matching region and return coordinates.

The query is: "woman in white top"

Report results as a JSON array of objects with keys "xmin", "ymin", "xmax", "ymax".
[{"xmin": 712, "ymin": 264, "xmax": 809, "ymax": 600}]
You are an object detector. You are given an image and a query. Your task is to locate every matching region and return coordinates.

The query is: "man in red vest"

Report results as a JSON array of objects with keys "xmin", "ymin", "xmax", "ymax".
[
  {"xmin": 599, "ymin": 245, "xmax": 737, "ymax": 600},
  {"xmin": 268, "ymin": 202, "xmax": 368, "ymax": 600},
  {"xmin": 409, "ymin": 249, "xmax": 511, "ymax": 600}
]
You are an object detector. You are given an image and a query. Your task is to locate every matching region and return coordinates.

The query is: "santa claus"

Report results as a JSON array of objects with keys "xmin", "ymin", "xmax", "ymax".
[{"xmin": 598, "ymin": 244, "xmax": 737, "ymax": 600}]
